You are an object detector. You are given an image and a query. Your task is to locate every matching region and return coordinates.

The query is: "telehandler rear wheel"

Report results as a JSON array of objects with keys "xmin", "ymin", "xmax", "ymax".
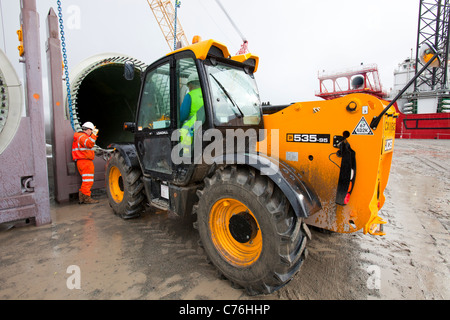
[
  {"xmin": 105, "ymin": 152, "xmax": 145, "ymax": 219},
  {"xmin": 196, "ymin": 166, "xmax": 308, "ymax": 295}
]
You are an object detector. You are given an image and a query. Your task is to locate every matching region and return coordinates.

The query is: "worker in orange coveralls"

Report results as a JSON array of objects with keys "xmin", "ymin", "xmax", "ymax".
[{"xmin": 72, "ymin": 121, "xmax": 99, "ymax": 204}]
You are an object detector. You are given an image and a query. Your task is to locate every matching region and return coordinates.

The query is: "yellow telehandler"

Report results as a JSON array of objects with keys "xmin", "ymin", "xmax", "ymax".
[{"xmin": 105, "ymin": 39, "xmax": 439, "ymax": 295}]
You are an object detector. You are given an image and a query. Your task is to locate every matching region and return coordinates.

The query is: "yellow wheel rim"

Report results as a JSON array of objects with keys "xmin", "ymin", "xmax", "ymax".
[
  {"xmin": 108, "ymin": 166, "xmax": 124, "ymax": 203},
  {"xmin": 209, "ymin": 198, "xmax": 262, "ymax": 267}
]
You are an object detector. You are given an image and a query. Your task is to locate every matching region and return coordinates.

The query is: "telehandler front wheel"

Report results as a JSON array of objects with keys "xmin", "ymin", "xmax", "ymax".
[
  {"xmin": 196, "ymin": 166, "xmax": 308, "ymax": 295},
  {"xmin": 105, "ymin": 152, "xmax": 145, "ymax": 219}
]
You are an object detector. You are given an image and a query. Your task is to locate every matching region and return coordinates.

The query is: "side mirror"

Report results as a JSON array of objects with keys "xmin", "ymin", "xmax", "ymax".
[
  {"xmin": 123, "ymin": 122, "xmax": 136, "ymax": 133},
  {"xmin": 419, "ymin": 43, "xmax": 441, "ymax": 68},
  {"xmin": 124, "ymin": 61, "xmax": 135, "ymax": 81}
]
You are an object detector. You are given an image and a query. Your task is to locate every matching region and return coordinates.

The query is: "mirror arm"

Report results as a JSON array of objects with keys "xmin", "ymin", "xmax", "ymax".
[{"xmin": 370, "ymin": 52, "xmax": 440, "ymax": 130}]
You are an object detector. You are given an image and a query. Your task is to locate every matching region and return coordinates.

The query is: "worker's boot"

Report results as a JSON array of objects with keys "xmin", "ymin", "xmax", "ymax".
[
  {"xmin": 78, "ymin": 191, "xmax": 85, "ymax": 204},
  {"xmin": 83, "ymin": 195, "xmax": 99, "ymax": 204},
  {"xmin": 78, "ymin": 191, "xmax": 98, "ymax": 204}
]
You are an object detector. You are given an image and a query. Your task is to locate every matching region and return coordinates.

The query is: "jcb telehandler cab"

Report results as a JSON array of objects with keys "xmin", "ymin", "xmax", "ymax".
[{"xmin": 105, "ymin": 39, "xmax": 401, "ymax": 295}]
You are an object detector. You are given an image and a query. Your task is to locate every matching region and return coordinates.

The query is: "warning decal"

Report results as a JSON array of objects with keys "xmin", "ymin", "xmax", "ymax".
[{"xmin": 352, "ymin": 117, "xmax": 374, "ymax": 135}]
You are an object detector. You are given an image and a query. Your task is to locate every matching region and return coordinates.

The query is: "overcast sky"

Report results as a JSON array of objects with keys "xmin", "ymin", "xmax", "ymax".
[{"xmin": 1, "ymin": 0, "xmax": 419, "ymax": 105}]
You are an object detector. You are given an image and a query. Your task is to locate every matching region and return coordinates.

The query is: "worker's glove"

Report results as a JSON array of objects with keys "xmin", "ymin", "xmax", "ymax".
[{"xmin": 93, "ymin": 128, "xmax": 99, "ymax": 136}]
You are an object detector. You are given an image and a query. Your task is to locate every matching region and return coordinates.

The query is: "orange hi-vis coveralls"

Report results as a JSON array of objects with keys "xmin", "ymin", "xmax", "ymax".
[{"xmin": 72, "ymin": 131, "xmax": 98, "ymax": 196}]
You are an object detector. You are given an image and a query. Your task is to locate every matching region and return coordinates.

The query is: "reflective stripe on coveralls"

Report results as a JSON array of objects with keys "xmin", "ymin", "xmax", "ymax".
[
  {"xmin": 77, "ymin": 160, "xmax": 95, "ymax": 196},
  {"xmin": 72, "ymin": 131, "xmax": 97, "ymax": 196},
  {"xmin": 72, "ymin": 132, "xmax": 97, "ymax": 160}
]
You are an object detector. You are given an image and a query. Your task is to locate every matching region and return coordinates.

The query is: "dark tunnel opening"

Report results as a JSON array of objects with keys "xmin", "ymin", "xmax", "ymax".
[{"xmin": 76, "ymin": 64, "xmax": 142, "ymax": 149}]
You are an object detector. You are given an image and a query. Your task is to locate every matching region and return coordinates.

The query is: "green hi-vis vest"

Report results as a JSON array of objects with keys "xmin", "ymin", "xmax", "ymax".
[{"xmin": 180, "ymin": 88, "xmax": 204, "ymax": 155}]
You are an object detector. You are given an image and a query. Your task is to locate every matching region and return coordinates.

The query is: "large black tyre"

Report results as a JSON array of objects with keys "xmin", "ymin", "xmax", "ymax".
[
  {"xmin": 105, "ymin": 152, "xmax": 145, "ymax": 219},
  {"xmin": 196, "ymin": 165, "xmax": 310, "ymax": 295}
]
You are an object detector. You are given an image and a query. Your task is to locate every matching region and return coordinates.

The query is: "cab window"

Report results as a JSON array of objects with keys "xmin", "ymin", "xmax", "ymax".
[
  {"xmin": 206, "ymin": 62, "xmax": 261, "ymax": 127},
  {"xmin": 176, "ymin": 58, "xmax": 204, "ymax": 128},
  {"xmin": 137, "ymin": 62, "xmax": 171, "ymax": 130}
]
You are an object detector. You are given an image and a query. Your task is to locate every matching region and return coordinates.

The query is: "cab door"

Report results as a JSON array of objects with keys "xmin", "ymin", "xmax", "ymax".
[
  {"xmin": 134, "ymin": 54, "xmax": 205, "ymax": 182},
  {"xmin": 135, "ymin": 58, "xmax": 174, "ymax": 180}
]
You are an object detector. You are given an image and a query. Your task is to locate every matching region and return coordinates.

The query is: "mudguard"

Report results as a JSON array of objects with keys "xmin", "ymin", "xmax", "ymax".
[
  {"xmin": 215, "ymin": 153, "xmax": 322, "ymax": 218},
  {"xmin": 108, "ymin": 143, "xmax": 140, "ymax": 169}
]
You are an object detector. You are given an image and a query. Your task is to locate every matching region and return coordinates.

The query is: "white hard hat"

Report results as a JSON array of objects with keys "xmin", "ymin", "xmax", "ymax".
[
  {"xmin": 82, "ymin": 122, "xmax": 95, "ymax": 130},
  {"xmin": 187, "ymin": 73, "xmax": 199, "ymax": 84}
]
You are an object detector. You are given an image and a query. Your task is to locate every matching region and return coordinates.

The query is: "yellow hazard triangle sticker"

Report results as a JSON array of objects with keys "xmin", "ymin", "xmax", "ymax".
[{"xmin": 352, "ymin": 116, "xmax": 374, "ymax": 135}]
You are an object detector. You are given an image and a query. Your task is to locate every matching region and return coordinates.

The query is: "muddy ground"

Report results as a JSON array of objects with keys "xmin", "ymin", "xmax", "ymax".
[{"xmin": 0, "ymin": 139, "xmax": 448, "ymax": 300}]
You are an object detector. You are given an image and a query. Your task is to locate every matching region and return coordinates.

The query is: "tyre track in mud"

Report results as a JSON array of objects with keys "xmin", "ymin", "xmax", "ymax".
[
  {"xmin": 358, "ymin": 139, "xmax": 450, "ymax": 299},
  {"xmin": 127, "ymin": 209, "xmax": 247, "ymax": 299},
  {"xmin": 272, "ymin": 140, "xmax": 450, "ymax": 300}
]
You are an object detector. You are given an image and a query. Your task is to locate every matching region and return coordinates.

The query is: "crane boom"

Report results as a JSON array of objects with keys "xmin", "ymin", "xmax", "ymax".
[
  {"xmin": 147, "ymin": 0, "xmax": 189, "ymax": 50},
  {"xmin": 214, "ymin": 0, "xmax": 246, "ymax": 42},
  {"xmin": 214, "ymin": 0, "xmax": 249, "ymax": 54}
]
